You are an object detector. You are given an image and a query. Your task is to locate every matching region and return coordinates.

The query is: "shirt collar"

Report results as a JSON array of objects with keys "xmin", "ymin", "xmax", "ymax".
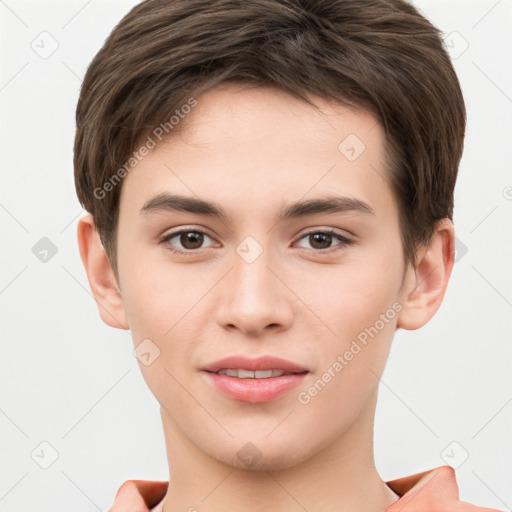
[{"xmin": 110, "ymin": 465, "xmax": 502, "ymax": 512}]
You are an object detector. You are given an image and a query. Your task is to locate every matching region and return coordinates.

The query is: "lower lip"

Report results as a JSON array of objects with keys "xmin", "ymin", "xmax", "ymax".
[{"xmin": 202, "ymin": 371, "xmax": 308, "ymax": 403}]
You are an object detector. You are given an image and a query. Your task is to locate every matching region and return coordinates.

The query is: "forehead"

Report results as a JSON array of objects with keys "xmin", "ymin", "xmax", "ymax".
[
  {"xmin": 119, "ymin": 83, "xmax": 397, "ymax": 226},
  {"xmin": 173, "ymin": 83, "xmax": 380, "ymax": 157}
]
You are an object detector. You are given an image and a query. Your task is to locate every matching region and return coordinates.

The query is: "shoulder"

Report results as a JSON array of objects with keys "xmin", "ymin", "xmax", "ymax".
[
  {"xmin": 108, "ymin": 466, "xmax": 504, "ymax": 512},
  {"xmin": 107, "ymin": 479, "xmax": 168, "ymax": 512},
  {"xmin": 385, "ymin": 465, "xmax": 504, "ymax": 512}
]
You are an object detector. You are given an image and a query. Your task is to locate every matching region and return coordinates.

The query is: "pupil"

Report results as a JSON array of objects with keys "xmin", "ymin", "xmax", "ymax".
[
  {"xmin": 311, "ymin": 233, "xmax": 332, "ymax": 249},
  {"xmin": 181, "ymin": 232, "xmax": 203, "ymax": 249}
]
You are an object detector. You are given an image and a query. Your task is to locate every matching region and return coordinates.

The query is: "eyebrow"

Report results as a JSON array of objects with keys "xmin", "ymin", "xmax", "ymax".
[{"xmin": 139, "ymin": 192, "xmax": 375, "ymax": 222}]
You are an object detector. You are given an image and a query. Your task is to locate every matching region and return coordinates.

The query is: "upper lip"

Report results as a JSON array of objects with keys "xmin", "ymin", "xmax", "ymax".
[{"xmin": 201, "ymin": 355, "xmax": 309, "ymax": 374}]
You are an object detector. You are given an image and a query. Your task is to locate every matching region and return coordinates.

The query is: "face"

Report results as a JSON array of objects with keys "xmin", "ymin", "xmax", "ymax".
[{"xmin": 114, "ymin": 83, "xmax": 409, "ymax": 470}]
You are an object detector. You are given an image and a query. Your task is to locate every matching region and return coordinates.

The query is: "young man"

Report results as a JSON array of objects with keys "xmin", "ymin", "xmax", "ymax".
[{"xmin": 73, "ymin": 0, "xmax": 503, "ymax": 511}]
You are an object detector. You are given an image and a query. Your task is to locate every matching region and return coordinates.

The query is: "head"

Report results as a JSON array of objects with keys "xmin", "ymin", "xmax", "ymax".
[{"xmin": 75, "ymin": 0, "xmax": 465, "ymax": 470}]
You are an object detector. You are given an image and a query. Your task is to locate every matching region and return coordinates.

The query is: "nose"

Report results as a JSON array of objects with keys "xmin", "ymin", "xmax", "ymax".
[{"xmin": 214, "ymin": 244, "xmax": 294, "ymax": 337}]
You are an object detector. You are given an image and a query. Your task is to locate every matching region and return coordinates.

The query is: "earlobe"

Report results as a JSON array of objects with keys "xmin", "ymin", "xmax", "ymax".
[
  {"xmin": 76, "ymin": 213, "xmax": 130, "ymax": 330},
  {"xmin": 396, "ymin": 219, "xmax": 455, "ymax": 331}
]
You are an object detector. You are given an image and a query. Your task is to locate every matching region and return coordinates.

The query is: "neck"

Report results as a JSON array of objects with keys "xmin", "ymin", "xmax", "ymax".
[{"xmin": 158, "ymin": 392, "xmax": 399, "ymax": 512}]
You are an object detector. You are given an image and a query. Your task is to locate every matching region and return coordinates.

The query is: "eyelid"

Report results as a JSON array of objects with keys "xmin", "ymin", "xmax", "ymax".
[
  {"xmin": 159, "ymin": 227, "xmax": 216, "ymax": 248},
  {"xmin": 293, "ymin": 228, "xmax": 354, "ymax": 252},
  {"xmin": 160, "ymin": 226, "xmax": 354, "ymax": 255},
  {"xmin": 295, "ymin": 227, "xmax": 353, "ymax": 241}
]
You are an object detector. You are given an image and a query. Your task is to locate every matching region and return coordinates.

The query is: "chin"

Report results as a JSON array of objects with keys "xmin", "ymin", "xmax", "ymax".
[{"xmin": 207, "ymin": 438, "xmax": 314, "ymax": 472}]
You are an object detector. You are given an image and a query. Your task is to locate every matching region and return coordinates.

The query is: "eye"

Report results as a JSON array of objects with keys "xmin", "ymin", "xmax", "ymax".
[
  {"xmin": 159, "ymin": 229, "xmax": 214, "ymax": 255},
  {"xmin": 295, "ymin": 229, "xmax": 353, "ymax": 253},
  {"xmin": 159, "ymin": 228, "xmax": 354, "ymax": 256}
]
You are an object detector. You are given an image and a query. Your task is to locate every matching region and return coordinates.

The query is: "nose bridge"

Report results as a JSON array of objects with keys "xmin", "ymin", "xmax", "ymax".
[
  {"xmin": 216, "ymin": 233, "xmax": 292, "ymax": 333},
  {"xmin": 232, "ymin": 234, "xmax": 278, "ymax": 302}
]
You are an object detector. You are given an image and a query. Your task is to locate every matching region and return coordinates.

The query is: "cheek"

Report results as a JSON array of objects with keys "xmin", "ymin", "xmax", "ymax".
[
  {"xmin": 309, "ymin": 255, "xmax": 400, "ymax": 333},
  {"xmin": 119, "ymin": 259, "xmax": 215, "ymax": 359},
  {"xmin": 117, "ymin": 242, "xmax": 181, "ymax": 330},
  {"xmin": 303, "ymin": 251, "xmax": 401, "ymax": 383},
  {"xmin": 309, "ymin": 297, "xmax": 397, "ymax": 418}
]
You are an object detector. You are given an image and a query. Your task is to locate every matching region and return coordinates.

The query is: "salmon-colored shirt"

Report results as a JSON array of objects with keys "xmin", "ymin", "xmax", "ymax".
[{"xmin": 108, "ymin": 465, "xmax": 504, "ymax": 512}]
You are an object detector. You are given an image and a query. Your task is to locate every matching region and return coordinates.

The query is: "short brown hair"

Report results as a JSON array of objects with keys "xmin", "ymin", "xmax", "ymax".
[{"xmin": 74, "ymin": 0, "xmax": 466, "ymax": 281}]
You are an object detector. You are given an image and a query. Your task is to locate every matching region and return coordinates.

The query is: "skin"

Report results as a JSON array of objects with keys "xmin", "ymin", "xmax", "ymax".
[{"xmin": 78, "ymin": 83, "xmax": 455, "ymax": 512}]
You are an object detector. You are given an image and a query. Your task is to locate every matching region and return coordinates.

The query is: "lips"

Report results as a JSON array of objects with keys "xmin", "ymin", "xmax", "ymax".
[{"xmin": 201, "ymin": 355, "xmax": 309, "ymax": 375}]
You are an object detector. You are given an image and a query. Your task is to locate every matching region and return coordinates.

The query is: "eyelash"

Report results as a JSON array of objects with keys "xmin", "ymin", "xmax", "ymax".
[{"xmin": 159, "ymin": 228, "xmax": 354, "ymax": 256}]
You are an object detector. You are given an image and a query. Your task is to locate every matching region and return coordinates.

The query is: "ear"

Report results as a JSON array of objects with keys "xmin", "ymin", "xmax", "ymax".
[
  {"xmin": 76, "ymin": 213, "xmax": 129, "ymax": 330},
  {"xmin": 396, "ymin": 218, "xmax": 455, "ymax": 330}
]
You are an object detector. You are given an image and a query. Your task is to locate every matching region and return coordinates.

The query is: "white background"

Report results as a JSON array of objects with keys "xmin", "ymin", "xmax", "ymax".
[{"xmin": 0, "ymin": 0, "xmax": 511, "ymax": 510}]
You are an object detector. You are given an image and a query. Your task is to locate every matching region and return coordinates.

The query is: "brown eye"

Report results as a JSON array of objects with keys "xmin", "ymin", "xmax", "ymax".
[
  {"xmin": 308, "ymin": 232, "xmax": 333, "ymax": 250},
  {"xmin": 160, "ymin": 229, "xmax": 213, "ymax": 254},
  {"xmin": 177, "ymin": 231, "xmax": 204, "ymax": 250},
  {"xmin": 296, "ymin": 230, "xmax": 353, "ymax": 253}
]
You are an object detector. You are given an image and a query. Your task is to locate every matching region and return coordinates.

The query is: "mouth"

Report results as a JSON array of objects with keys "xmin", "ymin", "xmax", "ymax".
[
  {"xmin": 201, "ymin": 354, "xmax": 309, "ymax": 374},
  {"xmin": 201, "ymin": 355, "xmax": 309, "ymax": 403},
  {"xmin": 206, "ymin": 368, "xmax": 307, "ymax": 378}
]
